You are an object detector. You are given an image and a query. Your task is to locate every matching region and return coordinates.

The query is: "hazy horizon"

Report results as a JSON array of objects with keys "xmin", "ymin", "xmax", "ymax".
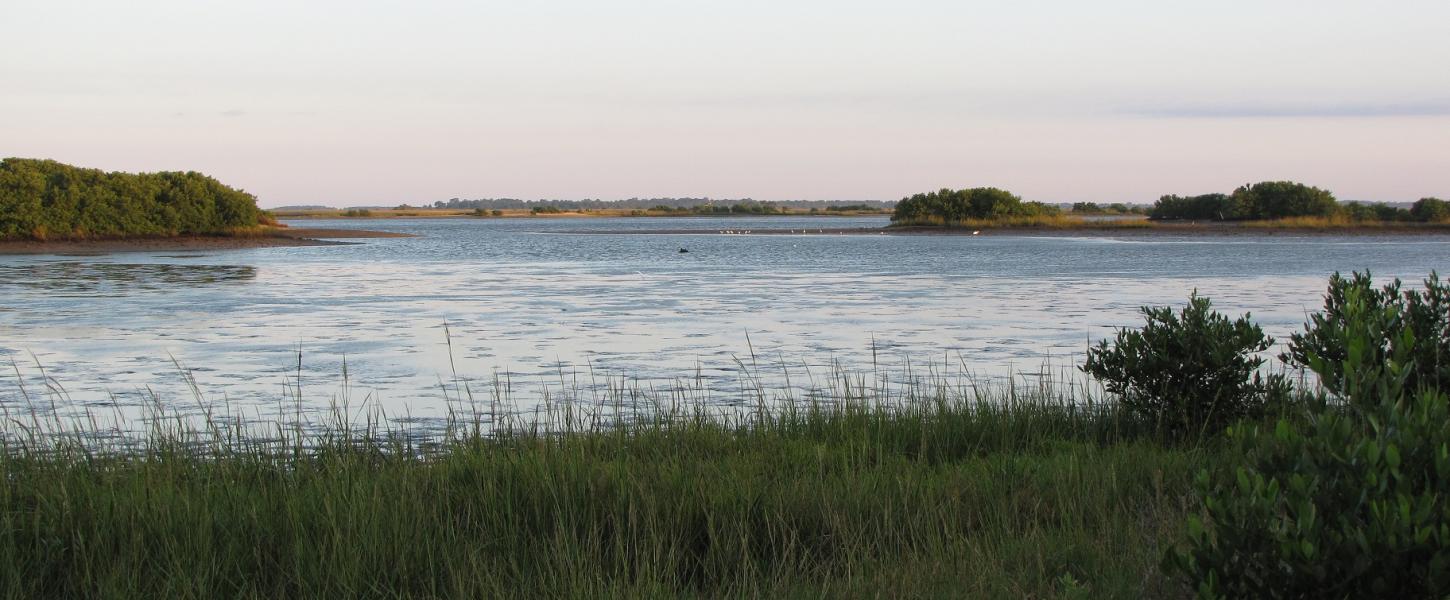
[{"xmin": 5, "ymin": 1, "xmax": 1448, "ymax": 208}]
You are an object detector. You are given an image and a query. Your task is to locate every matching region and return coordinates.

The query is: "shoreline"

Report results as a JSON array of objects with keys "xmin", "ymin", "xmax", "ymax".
[
  {"xmin": 559, "ymin": 223, "xmax": 1450, "ymax": 237},
  {"xmin": 0, "ymin": 227, "xmax": 412, "ymax": 255},
  {"xmin": 270, "ymin": 208, "xmax": 892, "ymax": 219}
]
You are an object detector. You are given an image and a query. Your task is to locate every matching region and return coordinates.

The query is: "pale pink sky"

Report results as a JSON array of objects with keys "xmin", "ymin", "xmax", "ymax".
[{"xmin": 4, "ymin": 0, "xmax": 1448, "ymax": 207}]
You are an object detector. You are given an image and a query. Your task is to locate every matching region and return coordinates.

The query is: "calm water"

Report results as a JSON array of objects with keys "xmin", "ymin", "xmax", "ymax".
[{"xmin": 2, "ymin": 216, "xmax": 1446, "ymax": 427}]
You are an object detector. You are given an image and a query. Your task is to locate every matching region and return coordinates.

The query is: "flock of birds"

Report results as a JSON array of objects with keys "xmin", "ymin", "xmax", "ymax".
[{"xmin": 675, "ymin": 226, "xmax": 979, "ymax": 253}]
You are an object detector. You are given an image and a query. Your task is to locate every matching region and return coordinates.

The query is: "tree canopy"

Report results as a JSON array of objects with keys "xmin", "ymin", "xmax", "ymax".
[
  {"xmin": 1149, "ymin": 193, "xmax": 1234, "ymax": 220},
  {"xmin": 1411, "ymin": 197, "xmax": 1449, "ymax": 222},
  {"xmin": 1230, "ymin": 181, "xmax": 1337, "ymax": 220},
  {"xmin": 1150, "ymin": 182, "xmax": 1337, "ymax": 221},
  {"xmin": 0, "ymin": 158, "xmax": 267, "ymax": 240},
  {"xmin": 1149, "ymin": 181, "xmax": 1446, "ymax": 223},
  {"xmin": 891, "ymin": 187, "xmax": 1059, "ymax": 224}
]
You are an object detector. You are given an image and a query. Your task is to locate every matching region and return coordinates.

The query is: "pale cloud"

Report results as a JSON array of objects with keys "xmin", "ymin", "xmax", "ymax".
[
  {"xmin": 2, "ymin": 0, "xmax": 1448, "ymax": 206},
  {"xmin": 1129, "ymin": 101, "xmax": 1450, "ymax": 119}
]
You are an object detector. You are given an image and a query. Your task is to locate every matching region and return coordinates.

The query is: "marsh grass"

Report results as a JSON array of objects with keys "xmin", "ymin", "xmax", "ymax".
[
  {"xmin": 0, "ymin": 357, "xmax": 1203, "ymax": 598},
  {"xmin": 1236, "ymin": 215, "xmax": 1450, "ymax": 230}
]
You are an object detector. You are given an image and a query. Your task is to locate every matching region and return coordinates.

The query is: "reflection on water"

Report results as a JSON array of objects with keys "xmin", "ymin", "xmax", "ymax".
[
  {"xmin": 0, "ymin": 262, "xmax": 256, "ymax": 294},
  {"xmin": 2, "ymin": 215, "xmax": 1447, "ymax": 428}
]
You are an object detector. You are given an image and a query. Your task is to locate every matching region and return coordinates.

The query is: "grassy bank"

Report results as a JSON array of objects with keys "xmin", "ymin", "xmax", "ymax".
[
  {"xmin": 1235, "ymin": 214, "xmax": 1450, "ymax": 230},
  {"xmin": 0, "ymin": 373, "xmax": 1203, "ymax": 598}
]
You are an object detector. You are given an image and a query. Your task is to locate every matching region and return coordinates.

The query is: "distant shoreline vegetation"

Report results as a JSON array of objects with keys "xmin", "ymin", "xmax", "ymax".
[
  {"xmin": 891, "ymin": 182, "xmax": 1449, "ymax": 228},
  {"xmin": 889, "ymin": 187, "xmax": 1068, "ymax": 227},
  {"xmin": 274, "ymin": 202, "xmax": 896, "ymax": 219},
  {"xmin": 0, "ymin": 158, "xmax": 272, "ymax": 241},
  {"xmin": 428, "ymin": 196, "xmax": 895, "ymax": 213},
  {"xmin": 1150, "ymin": 181, "xmax": 1448, "ymax": 223}
]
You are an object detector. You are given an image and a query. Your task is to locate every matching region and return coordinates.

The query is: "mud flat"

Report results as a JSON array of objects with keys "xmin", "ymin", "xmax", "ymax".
[{"xmin": 0, "ymin": 228, "xmax": 412, "ymax": 255}]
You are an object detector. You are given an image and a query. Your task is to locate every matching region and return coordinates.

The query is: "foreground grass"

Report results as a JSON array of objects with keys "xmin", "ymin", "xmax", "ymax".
[{"xmin": 0, "ymin": 379, "xmax": 1204, "ymax": 598}]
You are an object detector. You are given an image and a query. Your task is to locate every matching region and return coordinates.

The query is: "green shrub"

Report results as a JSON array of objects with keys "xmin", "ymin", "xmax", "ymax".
[
  {"xmin": 1167, "ymin": 276, "xmax": 1450, "ymax": 597},
  {"xmin": 1167, "ymin": 389, "xmax": 1450, "ymax": 598},
  {"xmin": 1071, "ymin": 202, "xmax": 1142, "ymax": 215},
  {"xmin": 891, "ymin": 187, "xmax": 1056, "ymax": 224},
  {"xmin": 1338, "ymin": 201, "xmax": 1412, "ymax": 222},
  {"xmin": 1411, "ymin": 197, "xmax": 1449, "ymax": 222},
  {"xmin": 1150, "ymin": 193, "xmax": 1232, "ymax": 221},
  {"xmin": 0, "ymin": 157, "xmax": 265, "ymax": 240},
  {"xmin": 1284, "ymin": 271, "xmax": 1449, "ymax": 401},
  {"xmin": 1151, "ymin": 182, "xmax": 1340, "ymax": 221},
  {"xmin": 1230, "ymin": 181, "xmax": 1337, "ymax": 220},
  {"xmin": 1081, "ymin": 294, "xmax": 1288, "ymax": 440}
]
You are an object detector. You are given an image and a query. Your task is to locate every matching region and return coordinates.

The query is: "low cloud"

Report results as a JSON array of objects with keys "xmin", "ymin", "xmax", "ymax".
[
  {"xmin": 1128, "ymin": 101, "xmax": 1450, "ymax": 118},
  {"xmin": 220, "ymin": 109, "xmax": 247, "ymax": 117}
]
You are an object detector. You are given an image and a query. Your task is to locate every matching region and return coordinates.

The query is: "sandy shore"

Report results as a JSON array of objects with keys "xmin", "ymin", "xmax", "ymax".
[{"xmin": 0, "ymin": 228, "xmax": 412, "ymax": 255}]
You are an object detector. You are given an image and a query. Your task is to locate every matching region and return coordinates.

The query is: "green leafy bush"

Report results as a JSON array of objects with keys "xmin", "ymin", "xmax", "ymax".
[
  {"xmin": 891, "ymin": 187, "xmax": 1059, "ymax": 224},
  {"xmin": 1339, "ymin": 201, "xmax": 1413, "ymax": 222},
  {"xmin": 1150, "ymin": 182, "xmax": 1342, "ymax": 221},
  {"xmin": 1284, "ymin": 271, "xmax": 1449, "ymax": 401},
  {"xmin": 1230, "ymin": 181, "xmax": 1337, "ymax": 220},
  {"xmin": 1167, "ymin": 389, "xmax": 1450, "ymax": 598},
  {"xmin": 1166, "ymin": 275, "xmax": 1450, "ymax": 597},
  {"xmin": 1081, "ymin": 294, "xmax": 1288, "ymax": 440},
  {"xmin": 0, "ymin": 157, "xmax": 265, "ymax": 240},
  {"xmin": 1071, "ymin": 201, "xmax": 1144, "ymax": 215},
  {"xmin": 1149, "ymin": 193, "xmax": 1232, "ymax": 221},
  {"xmin": 1411, "ymin": 197, "xmax": 1449, "ymax": 222}
]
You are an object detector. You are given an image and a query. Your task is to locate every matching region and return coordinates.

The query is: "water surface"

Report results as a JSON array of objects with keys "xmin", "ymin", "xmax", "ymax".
[{"xmin": 2, "ymin": 216, "xmax": 1445, "ymax": 427}]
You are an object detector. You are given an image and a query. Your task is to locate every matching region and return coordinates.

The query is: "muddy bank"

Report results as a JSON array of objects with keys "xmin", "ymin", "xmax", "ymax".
[{"xmin": 0, "ymin": 228, "xmax": 412, "ymax": 255}]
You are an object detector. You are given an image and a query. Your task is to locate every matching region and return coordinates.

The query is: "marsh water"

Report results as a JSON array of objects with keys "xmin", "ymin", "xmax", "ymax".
[{"xmin": 2, "ymin": 216, "xmax": 1446, "ymax": 430}]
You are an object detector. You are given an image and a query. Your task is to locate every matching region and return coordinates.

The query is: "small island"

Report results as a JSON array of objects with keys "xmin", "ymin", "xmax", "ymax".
[
  {"xmin": 0, "ymin": 158, "xmax": 407, "ymax": 254},
  {"xmin": 889, "ymin": 181, "xmax": 1450, "ymax": 233}
]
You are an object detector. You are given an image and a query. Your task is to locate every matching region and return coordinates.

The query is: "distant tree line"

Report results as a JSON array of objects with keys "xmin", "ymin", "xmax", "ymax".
[
  {"xmin": 0, "ymin": 158, "xmax": 267, "ymax": 240},
  {"xmin": 891, "ymin": 187, "xmax": 1060, "ymax": 224},
  {"xmin": 427, "ymin": 197, "xmax": 894, "ymax": 212},
  {"xmin": 1068, "ymin": 202, "xmax": 1150, "ymax": 215},
  {"xmin": 644, "ymin": 202, "xmax": 786, "ymax": 215},
  {"xmin": 271, "ymin": 205, "xmax": 333, "ymax": 211},
  {"xmin": 1151, "ymin": 181, "xmax": 1449, "ymax": 222}
]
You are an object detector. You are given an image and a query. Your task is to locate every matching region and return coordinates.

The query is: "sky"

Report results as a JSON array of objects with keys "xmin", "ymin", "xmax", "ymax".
[{"xmin": 3, "ymin": 0, "xmax": 1448, "ymax": 207}]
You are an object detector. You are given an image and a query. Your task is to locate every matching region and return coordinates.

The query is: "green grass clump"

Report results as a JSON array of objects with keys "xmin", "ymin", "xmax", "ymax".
[{"xmin": 0, "ymin": 373, "xmax": 1205, "ymax": 598}]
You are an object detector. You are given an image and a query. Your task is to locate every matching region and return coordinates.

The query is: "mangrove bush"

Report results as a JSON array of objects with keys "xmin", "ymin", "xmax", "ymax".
[
  {"xmin": 1151, "ymin": 182, "xmax": 1447, "ymax": 223},
  {"xmin": 891, "ymin": 187, "xmax": 1060, "ymax": 225},
  {"xmin": 1081, "ymin": 294, "xmax": 1289, "ymax": 441},
  {"xmin": 0, "ymin": 157, "xmax": 266, "ymax": 240},
  {"xmin": 1168, "ymin": 271, "xmax": 1450, "ymax": 598}
]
